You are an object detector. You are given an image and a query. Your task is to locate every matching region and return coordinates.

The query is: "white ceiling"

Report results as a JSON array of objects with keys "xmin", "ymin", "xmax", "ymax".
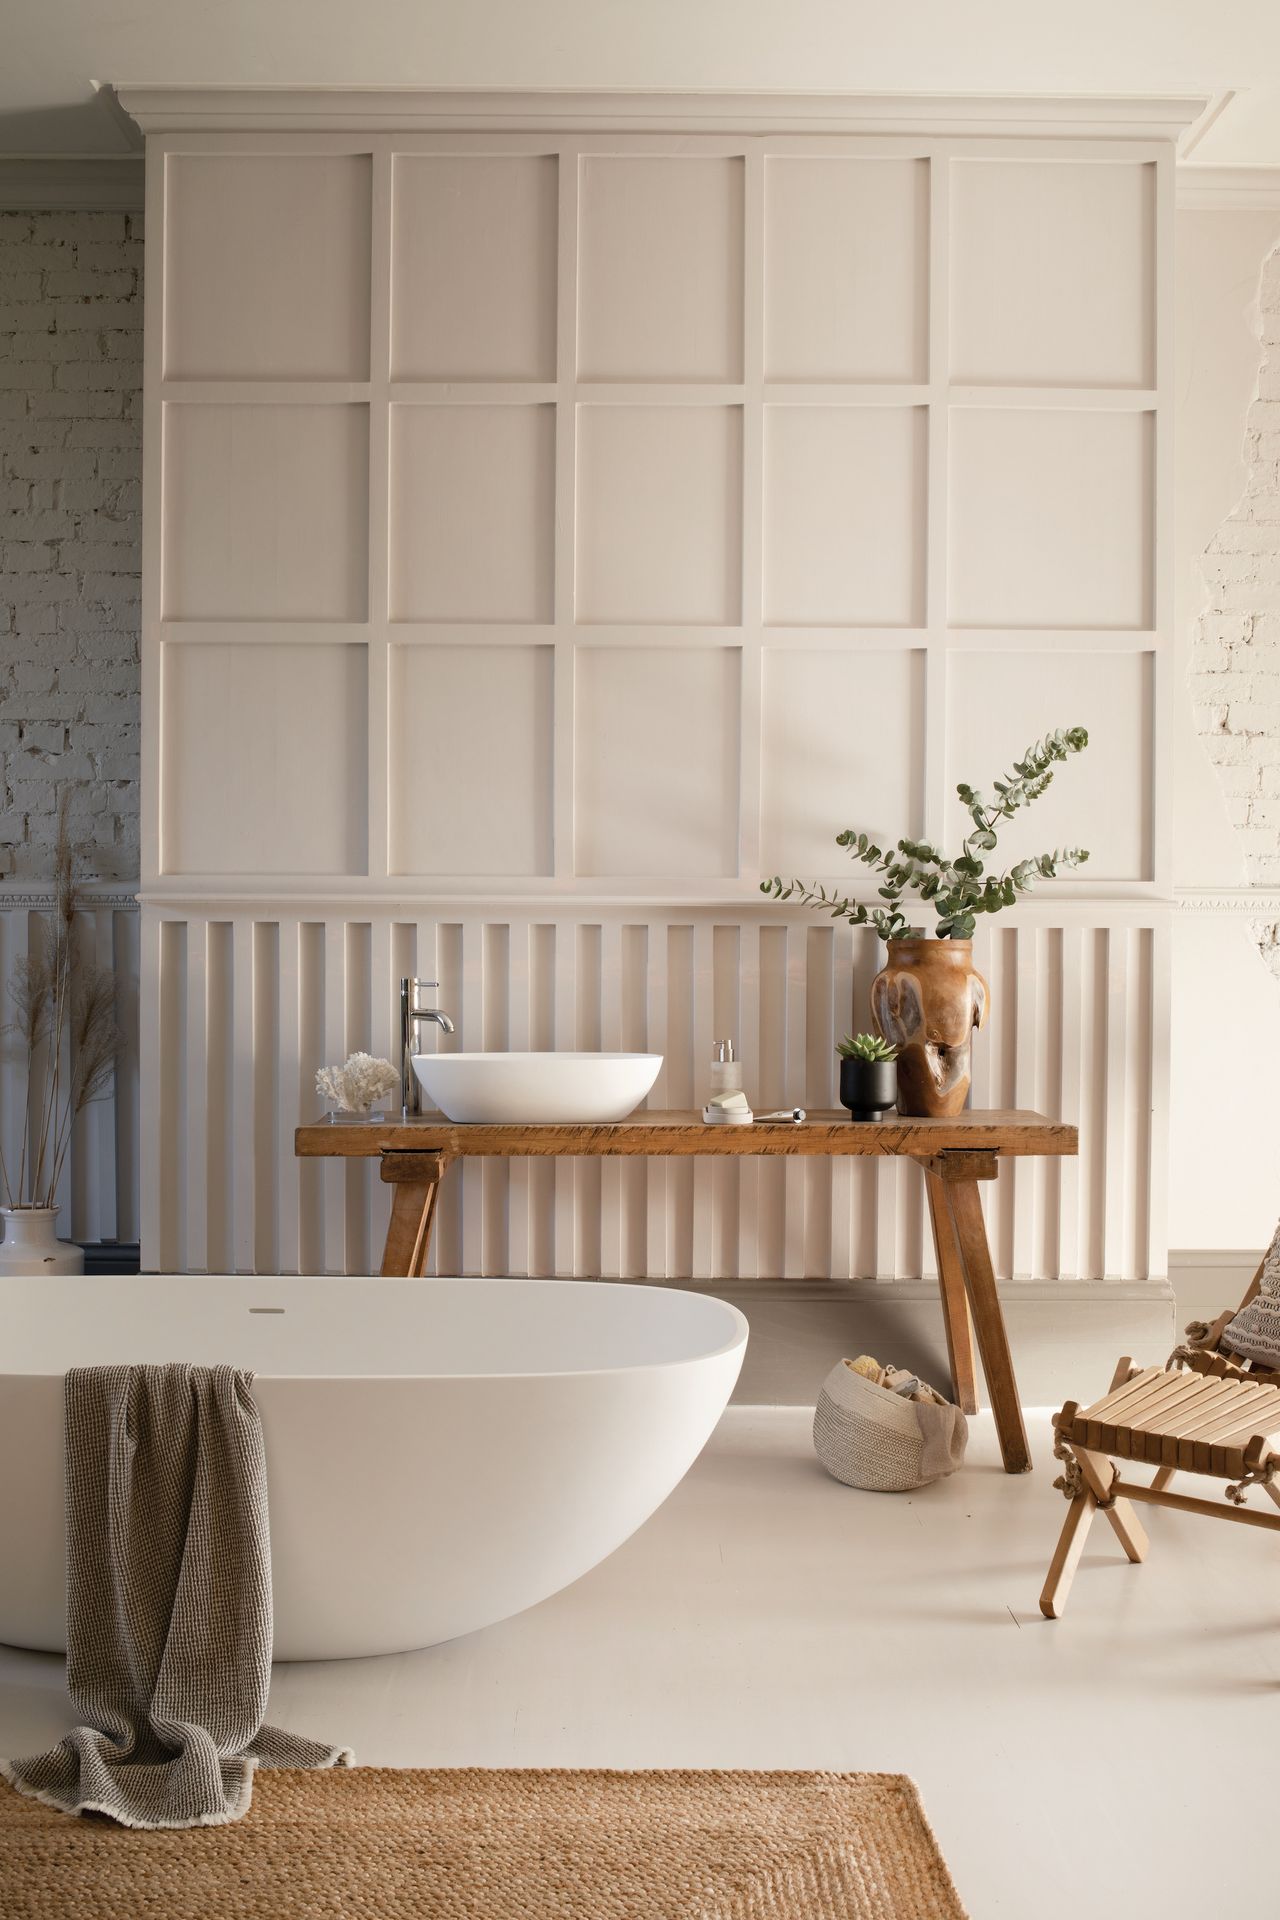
[{"xmin": 5, "ymin": 0, "xmax": 1280, "ymax": 164}]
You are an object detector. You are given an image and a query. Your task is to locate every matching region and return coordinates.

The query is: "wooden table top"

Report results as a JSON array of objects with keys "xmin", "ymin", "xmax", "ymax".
[{"xmin": 296, "ymin": 1109, "xmax": 1077, "ymax": 1160}]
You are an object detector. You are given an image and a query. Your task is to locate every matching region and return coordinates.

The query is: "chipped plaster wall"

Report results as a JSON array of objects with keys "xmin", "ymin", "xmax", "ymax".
[{"xmin": 1189, "ymin": 238, "xmax": 1280, "ymax": 980}]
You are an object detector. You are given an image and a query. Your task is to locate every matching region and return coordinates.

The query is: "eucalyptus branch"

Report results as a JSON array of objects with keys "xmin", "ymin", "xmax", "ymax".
[{"xmin": 760, "ymin": 727, "xmax": 1090, "ymax": 941}]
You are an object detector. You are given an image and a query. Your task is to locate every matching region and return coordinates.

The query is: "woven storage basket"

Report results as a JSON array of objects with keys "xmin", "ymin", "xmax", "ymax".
[{"xmin": 813, "ymin": 1360, "xmax": 967, "ymax": 1493}]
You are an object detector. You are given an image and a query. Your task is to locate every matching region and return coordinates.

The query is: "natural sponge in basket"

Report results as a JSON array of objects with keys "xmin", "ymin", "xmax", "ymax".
[{"xmin": 813, "ymin": 1355, "xmax": 968, "ymax": 1492}]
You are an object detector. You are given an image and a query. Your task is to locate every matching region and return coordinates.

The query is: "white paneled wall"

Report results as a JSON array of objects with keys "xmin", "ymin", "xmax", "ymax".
[
  {"xmin": 141, "ymin": 905, "xmax": 1167, "ymax": 1284},
  {"xmin": 132, "ymin": 93, "xmax": 1183, "ymax": 1283},
  {"xmin": 0, "ymin": 898, "xmax": 140, "ymax": 1247}
]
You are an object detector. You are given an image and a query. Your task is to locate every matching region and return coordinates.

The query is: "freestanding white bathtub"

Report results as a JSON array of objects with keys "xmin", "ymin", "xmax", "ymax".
[{"xmin": 0, "ymin": 1274, "xmax": 746, "ymax": 1662}]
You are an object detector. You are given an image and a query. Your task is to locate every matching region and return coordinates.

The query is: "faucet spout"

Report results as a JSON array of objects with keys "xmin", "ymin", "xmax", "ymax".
[{"xmin": 400, "ymin": 979, "xmax": 455, "ymax": 1115}]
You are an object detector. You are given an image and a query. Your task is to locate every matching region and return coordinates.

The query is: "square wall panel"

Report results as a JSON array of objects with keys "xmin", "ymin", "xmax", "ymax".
[
  {"xmin": 764, "ymin": 406, "xmax": 925, "ymax": 627},
  {"xmin": 761, "ymin": 648, "xmax": 924, "ymax": 874},
  {"xmin": 162, "ymin": 405, "xmax": 369, "ymax": 623},
  {"xmin": 575, "ymin": 648, "xmax": 740, "ymax": 877},
  {"xmin": 162, "ymin": 643, "xmax": 367, "ymax": 875},
  {"xmin": 391, "ymin": 155, "xmax": 557, "ymax": 381},
  {"xmin": 576, "ymin": 406, "xmax": 742, "ymax": 625},
  {"xmin": 389, "ymin": 646, "xmax": 553, "ymax": 875},
  {"xmin": 389, "ymin": 405, "xmax": 554, "ymax": 623},
  {"xmin": 764, "ymin": 158, "xmax": 928, "ymax": 382},
  {"xmin": 944, "ymin": 650, "xmax": 1152, "ymax": 882},
  {"xmin": 578, "ymin": 158, "xmax": 743, "ymax": 381},
  {"xmin": 164, "ymin": 155, "xmax": 371, "ymax": 381},
  {"xmin": 951, "ymin": 160, "xmax": 1154, "ymax": 387},
  {"xmin": 949, "ymin": 409, "xmax": 1152, "ymax": 629}
]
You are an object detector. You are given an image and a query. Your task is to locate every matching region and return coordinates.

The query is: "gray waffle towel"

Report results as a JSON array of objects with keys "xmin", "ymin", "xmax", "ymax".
[{"xmin": 1, "ymin": 1363, "xmax": 351, "ymax": 1828}]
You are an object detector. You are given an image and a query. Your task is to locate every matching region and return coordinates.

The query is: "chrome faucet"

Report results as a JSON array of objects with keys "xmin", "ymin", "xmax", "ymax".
[{"xmin": 400, "ymin": 977, "xmax": 456, "ymax": 1115}]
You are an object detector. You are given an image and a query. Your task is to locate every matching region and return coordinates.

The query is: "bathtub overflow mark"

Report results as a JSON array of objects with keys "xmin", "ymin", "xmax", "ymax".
[{"xmin": 249, "ymin": 1306, "xmax": 286, "ymax": 1314}]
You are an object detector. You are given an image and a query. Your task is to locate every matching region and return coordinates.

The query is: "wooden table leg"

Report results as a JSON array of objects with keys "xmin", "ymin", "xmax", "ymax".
[
  {"xmin": 378, "ymin": 1151, "xmax": 449, "ymax": 1277},
  {"xmin": 945, "ymin": 1176, "xmax": 1032, "ymax": 1475},
  {"xmin": 924, "ymin": 1170, "xmax": 979, "ymax": 1415}
]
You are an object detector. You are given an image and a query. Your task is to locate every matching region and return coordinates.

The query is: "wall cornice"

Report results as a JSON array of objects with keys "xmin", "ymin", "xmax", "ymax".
[
  {"xmin": 1176, "ymin": 165, "xmax": 1280, "ymax": 211},
  {"xmin": 114, "ymin": 86, "xmax": 1208, "ymax": 143}
]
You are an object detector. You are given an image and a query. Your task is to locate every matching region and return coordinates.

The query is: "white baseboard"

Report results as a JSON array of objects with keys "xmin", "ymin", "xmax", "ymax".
[{"xmin": 671, "ymin": 1277, "xmax": 1178, "ymax": 1410}]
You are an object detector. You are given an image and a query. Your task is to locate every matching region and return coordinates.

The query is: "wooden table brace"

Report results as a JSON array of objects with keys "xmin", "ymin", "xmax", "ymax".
[{"xmin": 378, "ymin": 1150, "xmax": 449, "ymax": 1278}]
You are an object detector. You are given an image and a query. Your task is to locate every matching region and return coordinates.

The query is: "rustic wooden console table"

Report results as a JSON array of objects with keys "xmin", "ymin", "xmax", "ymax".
[{"xmin": 295, "ymin": 1109, "xmax": 1076, "ymax": 1475}]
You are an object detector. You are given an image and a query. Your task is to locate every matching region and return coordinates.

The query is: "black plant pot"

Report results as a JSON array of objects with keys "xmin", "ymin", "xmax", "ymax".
[{"xmin": 839, "ymin": 1056, "xmax": 898, "ymax": 1121}]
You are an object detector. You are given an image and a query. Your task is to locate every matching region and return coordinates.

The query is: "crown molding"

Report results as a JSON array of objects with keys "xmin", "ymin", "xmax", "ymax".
[
  {"xmin": 113, "ymin": 86, "xmax": 1209, "ymax": 143},
  {"xmin": 1177, "ymin": 165, "xmax": 1280, "ymax": 211},
  {"xmin": 0, "ymin": 156, "xmax": 145, "ymax": 212},
  {"xmin": 1173, "ymin": 887, "xmax": 1280, "ymax": 914}
]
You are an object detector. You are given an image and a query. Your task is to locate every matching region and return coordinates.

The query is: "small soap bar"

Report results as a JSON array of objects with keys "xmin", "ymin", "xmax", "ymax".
[{"xmin": 702, "ymin": 1089, "xmax": 754, "ymax": 1126}]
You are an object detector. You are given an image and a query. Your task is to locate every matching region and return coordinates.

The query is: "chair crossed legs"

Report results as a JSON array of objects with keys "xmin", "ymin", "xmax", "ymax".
[{"xmin": 1041, "ymin": 1254, "xmax": 1280, "ymax": 1620}]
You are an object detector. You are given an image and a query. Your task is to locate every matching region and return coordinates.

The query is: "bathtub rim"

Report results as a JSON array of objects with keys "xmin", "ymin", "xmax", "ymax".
[{"xmin": 0, "ymin": 1274, "xmax": 750, "ymax": 1385}]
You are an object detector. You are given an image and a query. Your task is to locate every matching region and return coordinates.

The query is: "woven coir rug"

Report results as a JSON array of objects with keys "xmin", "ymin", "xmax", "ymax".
[{"xmin": 0, "ymin": 1766, "xmax": 968, "ymax": 1918}]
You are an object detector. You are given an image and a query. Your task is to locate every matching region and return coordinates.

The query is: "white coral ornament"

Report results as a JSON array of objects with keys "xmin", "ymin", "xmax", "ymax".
[{"xmin": 315, "ymin": 1052, "xmax": 400, "ymax": 1115}]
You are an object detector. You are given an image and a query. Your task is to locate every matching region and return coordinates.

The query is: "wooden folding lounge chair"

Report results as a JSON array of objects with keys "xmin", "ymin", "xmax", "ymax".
[{"xmin": 1040, "ymin": 1254, "xmax": 1280, "ymax": 1619}]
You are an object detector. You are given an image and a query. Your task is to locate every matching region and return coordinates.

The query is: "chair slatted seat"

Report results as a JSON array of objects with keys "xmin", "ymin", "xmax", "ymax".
[{"xmin": 1040, "ymin": 1248, "xmax": 1280, "ymax": 1621}]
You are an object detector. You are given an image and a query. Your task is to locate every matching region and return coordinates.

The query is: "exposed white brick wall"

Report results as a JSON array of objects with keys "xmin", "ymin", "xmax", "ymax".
[
  {"xmin": 1191, "ymin": 239, "xmax": 1280, "ymax": 978},
  {"xmin": 0, "ymin": 210, "xmax": 142, "ymax": 882}
]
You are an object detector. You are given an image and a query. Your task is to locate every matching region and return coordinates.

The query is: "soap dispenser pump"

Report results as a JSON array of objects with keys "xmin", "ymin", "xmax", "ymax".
[{"xmin": 710, "ymin": 1039, "xmax": 743, "ymax": 1097}]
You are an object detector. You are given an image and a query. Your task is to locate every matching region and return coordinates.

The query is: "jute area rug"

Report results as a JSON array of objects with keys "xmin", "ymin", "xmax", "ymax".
[{"xmin": 1, "ymin": 1766, "xmax": 968, "ymax": 1918}]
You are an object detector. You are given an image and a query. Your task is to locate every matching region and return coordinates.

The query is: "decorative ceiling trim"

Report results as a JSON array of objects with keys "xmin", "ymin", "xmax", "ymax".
[
  {"xmin": 113, "ymin": 86, "xmax": 1210, "ymax": 142},
  {"xmin": 1173, "ymin": 888, "xmax": 1280, "ymax": 914},
  {"xmin": 0, "ymin": 156, "xmax": 145, "ymax": 212},
  {"xmin": 1177, "ymin": 165, "xmax": 1280, "ymax": 210}
]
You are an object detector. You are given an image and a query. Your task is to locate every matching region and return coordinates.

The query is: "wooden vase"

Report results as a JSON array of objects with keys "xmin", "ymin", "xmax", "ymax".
[{"xmin": 870, "ymin": 938, "xmax": 989, "ymax": 1118}]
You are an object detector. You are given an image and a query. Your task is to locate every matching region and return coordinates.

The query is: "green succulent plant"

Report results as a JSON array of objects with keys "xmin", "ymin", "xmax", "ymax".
[
  {"xmin": 837, "ymin": 1032, "xmax": 899, "ymax": 1063},
  {"xmin": 761, "ymin": 728, "xmax": 1091, "ymax": 942}
]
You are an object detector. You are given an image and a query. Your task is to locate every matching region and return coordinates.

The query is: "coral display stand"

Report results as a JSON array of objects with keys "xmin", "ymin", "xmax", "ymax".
[{"xmin": 296, "ymin": 1109, "xmax": 1074, "ymax": 1474}]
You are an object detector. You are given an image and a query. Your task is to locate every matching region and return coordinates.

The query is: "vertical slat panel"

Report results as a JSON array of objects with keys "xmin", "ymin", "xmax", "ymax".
[
  {"xmin": 252, "ymin": 921, "xmax": 278, "ymax": 1276},
  {"xmin": 1146, "ymin": 923, "xmax": 1171, "ymax": 1284},
  {"xmin": 1103, "ymin": 926, "xmax": 1131, "ymax": 1281},
  {"xmin": 460, "ymin": 919, "xmax": 485, "ymax": 1276},
  {"xmin": 480, "ymin": 922, "xmax": 509, "ymax": 1277},
  {"xmin": 156, "ymin": 919, "xmax": 186, "ymax": 1273},
  {"xmin": 553, "ymin": 919, "xmax": 578, "ymax": 1276},
  {"xmin": 134, "ymin": 902, "xmax": 1165, "ymax": 1291},
  {"xmin": 231, "ymin": 917, "xmax": 256, "ymax": 1274},
  {"xmin": 734, "ymin": 920, "xmax": 760, "ymax": 1280},
  {"xmin": 322, "ymin": 921, "xmax": 347, "ymax": 1274},
  {"xmin": 664, "ymin": 926, "xmax": 693, "ymax": 1278},
  {"xmin": 645, "ymin": 921, "xmax": 669, "ymax": 1280},
  {"xmin": 690, "ymin": 919, "xmax": 716, "ymax": 1281},
  {"xmin": 185, "ymin": 920, "xmax": 208, "ymax": 1273},
  {"xmin": 1012, "ymin": 925, "xmax": 1040, "ymax": 1283},
  {"xmin": 276, "ymin": 918, "xmax": 302, "ymax": 1274},
  {"xmin": 343, "ymin": 921, "xmax": 372, "ymax": 1275},
  {"xmin": 367, "ymin": 917, "xmax": 396, "ymax": 1272},
  {"xmin": 599, "ymin": 920, "xmax": 625, "ymax": 1279},
  {"xmin": 803, "ymin": 927, "xmax": 834, "ymax": 1279},
  {"xmin": 1057, "ymin": 924, "xmax": 1083, "ymax": 1283},
  {"xmin": 829, "ymin": 923, "xmax": 854, "ymax": 1281},
  {"xmin": 507, "ymin": 918, "xmax": 531, "ymax": 1277},
  {"xmin": 114, "ymin": 906, "xmax": 141, "ymax": 1247},
  {"xmin": 782, "ymin": 923, "xmax": 807, "ymax": 1279}
]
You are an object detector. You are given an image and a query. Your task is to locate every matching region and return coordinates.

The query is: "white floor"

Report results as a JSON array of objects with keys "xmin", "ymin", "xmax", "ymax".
[{"xmin": 2, "ymin": 1406, "xmax": 1274, "ymax": 1917}]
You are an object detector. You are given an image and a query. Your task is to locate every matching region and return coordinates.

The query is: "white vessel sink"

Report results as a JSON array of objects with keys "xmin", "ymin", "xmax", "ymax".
[{"xmin": 413, "ymin": 1051, "xmax": 663, "ymax": 1125}]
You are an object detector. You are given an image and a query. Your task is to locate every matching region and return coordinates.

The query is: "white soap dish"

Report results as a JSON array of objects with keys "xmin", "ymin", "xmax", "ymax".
[{"xmin": 702, "ymin": 1091, "xmax": 754, "ymax": 1126}]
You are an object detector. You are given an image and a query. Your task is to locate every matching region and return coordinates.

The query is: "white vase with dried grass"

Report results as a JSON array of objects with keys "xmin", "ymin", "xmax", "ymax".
[{"xmin": 1, "ymin": 804, "xmax": 121, "ymax": 1277}]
